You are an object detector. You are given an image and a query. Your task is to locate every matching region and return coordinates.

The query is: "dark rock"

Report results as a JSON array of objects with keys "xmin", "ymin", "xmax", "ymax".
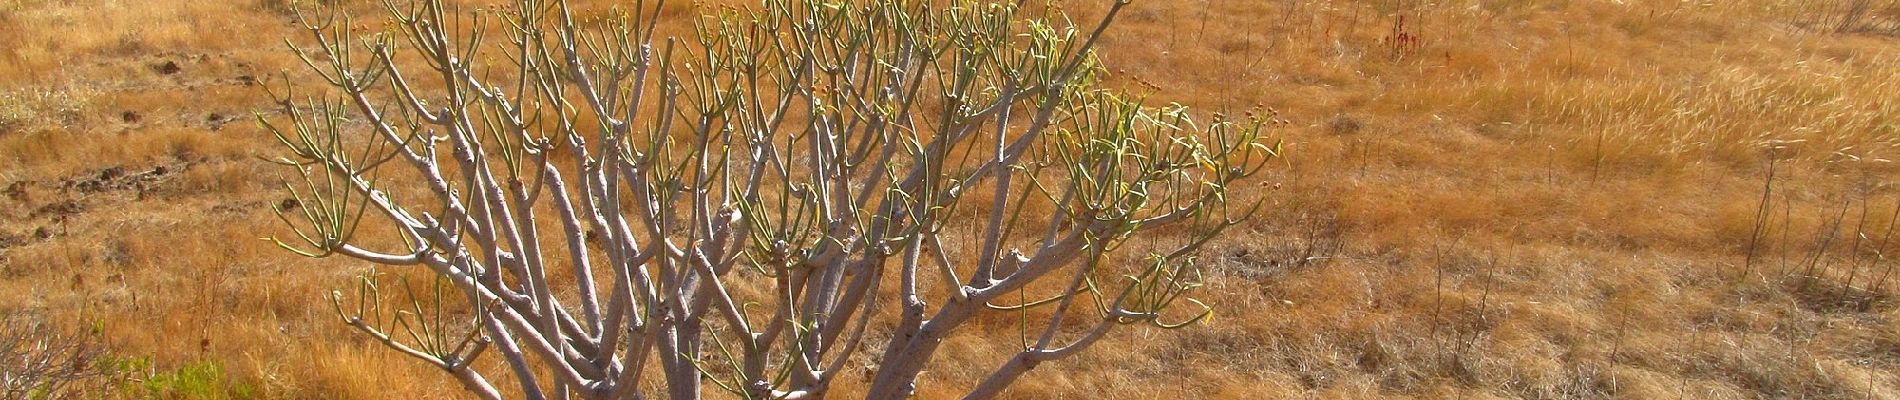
[
  {"xmin": 155, "ymin": 60, "xmax": 182, "ymax": 75},
  {"xmin": 2, "ymin": 181, "xmax": 26, "ymax": 202},
  {"xmin": 206, "ymin": 113, "xmax": 232, "ymax": 131},
  {"xmin": 98, "ymin": 166, "xmax": 125, "ymax": 181},
  {"xmin": 31, "ymin": 200, "xmax": 82, "ymax": 218}
]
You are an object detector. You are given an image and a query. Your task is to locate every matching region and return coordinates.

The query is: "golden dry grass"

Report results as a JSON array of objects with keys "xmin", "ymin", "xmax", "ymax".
[{"xmin": 5, "ymin": 0, "xmax": 1900, "ymax": 398}]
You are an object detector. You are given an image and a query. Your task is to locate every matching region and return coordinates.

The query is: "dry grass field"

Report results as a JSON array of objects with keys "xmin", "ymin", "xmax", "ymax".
[{"xmin": 4, "ymin": 0, "xmax": 1900, "ymax": 398}]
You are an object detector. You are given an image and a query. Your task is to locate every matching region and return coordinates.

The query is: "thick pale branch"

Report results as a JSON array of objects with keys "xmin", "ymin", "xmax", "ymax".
[{"xmin": 267, "ymin": 1, "xmax": 1267, "ymax": 399}]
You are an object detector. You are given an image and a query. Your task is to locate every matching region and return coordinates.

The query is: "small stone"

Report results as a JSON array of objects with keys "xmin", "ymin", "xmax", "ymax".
[
  {"xmin": 98, "ymin": 166, "xmax": 125, "ymax": 181},
  {"xmin": 2, "ymin": 181, "xmax": 26, "ymax": 202}
]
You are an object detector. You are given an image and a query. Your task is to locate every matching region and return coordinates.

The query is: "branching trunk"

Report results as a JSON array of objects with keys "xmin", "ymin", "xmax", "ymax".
[{"xmin": 261, "ymin": 1, "xmax": 1279, "ymax": 399}]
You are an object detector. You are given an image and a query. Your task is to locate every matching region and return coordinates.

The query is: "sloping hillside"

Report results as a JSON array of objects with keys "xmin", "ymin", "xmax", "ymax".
[{"xmin": 3, "ymin": 0, "xmax": 1899, "ymax": 398}]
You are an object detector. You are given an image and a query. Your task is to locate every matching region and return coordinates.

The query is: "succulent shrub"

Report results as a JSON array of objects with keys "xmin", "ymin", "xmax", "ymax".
[{"xmin": 262, "ymin": 0, "xmax": 1276, "ymax": 398}]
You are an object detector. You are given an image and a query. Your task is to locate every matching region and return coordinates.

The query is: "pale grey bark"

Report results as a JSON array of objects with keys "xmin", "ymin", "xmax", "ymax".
[
  {"xmin": 262, "ymin": 1, "xmax": 1277, "ymax": 399},
  {"xmin": 0, "ymin": 312, "xmax": 108, "ymax": 400}
]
